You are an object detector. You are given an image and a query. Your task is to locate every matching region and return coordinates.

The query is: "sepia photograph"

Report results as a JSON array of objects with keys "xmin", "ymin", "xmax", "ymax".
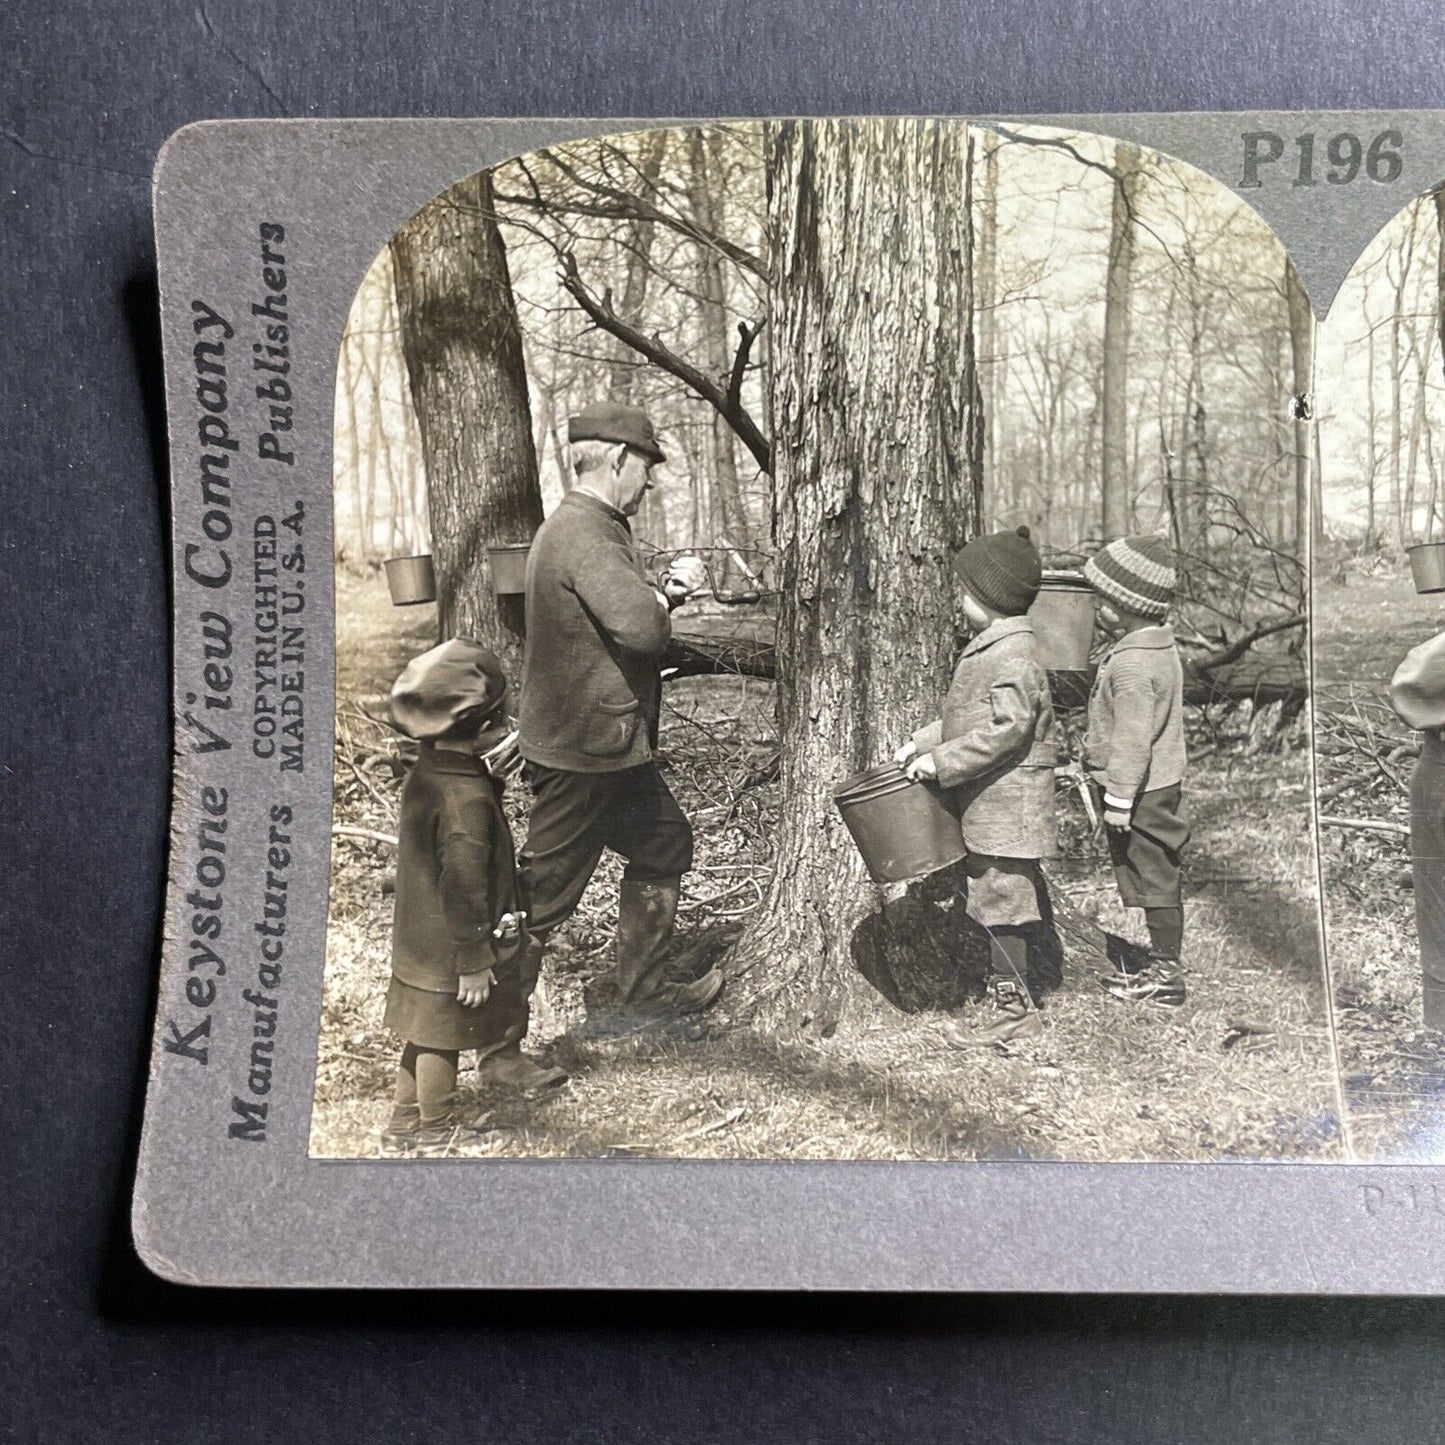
[
  {"xmin": 308, "ymin": 118, "xmax": 1338, "ymax": 1163},
  {"xmin": 1313, "ymin": 189, "xmax": 1445, "ymax": 1161}
]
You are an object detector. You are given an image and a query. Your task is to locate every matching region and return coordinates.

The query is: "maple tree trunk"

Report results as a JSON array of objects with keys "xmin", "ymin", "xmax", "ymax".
[
  {"xmin": 390, "ymin": 170, "xmax": 544, "ymax": 665},
  {"xmin": 1100, "ymin": 144, "xmax": 1140, "ymax": 541},
  {"xmin": 726, "ymin": 118, "xmax": 986, "ymax": 1033}
]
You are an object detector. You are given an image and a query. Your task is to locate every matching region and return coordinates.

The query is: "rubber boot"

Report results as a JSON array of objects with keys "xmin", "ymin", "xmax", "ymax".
[
  {"xmin": 613, "ymin": 877, "xmax": 723, "ymax": 1019},
  {"xmin": 940, "ymin": 934, "xmax": 1041, "ymax": 1050}
]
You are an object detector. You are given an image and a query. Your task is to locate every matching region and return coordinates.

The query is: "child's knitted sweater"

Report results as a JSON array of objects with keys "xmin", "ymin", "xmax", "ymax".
[{"xmin": 1083, "ymin": 624, "xmax": 1187, "ymax": 808}]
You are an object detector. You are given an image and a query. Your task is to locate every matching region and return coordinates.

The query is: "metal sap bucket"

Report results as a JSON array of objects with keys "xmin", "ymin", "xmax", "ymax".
[
  {"xmin": 384, "ymin": 554, "xmax": 437, "ymax": 606},
  {"xmin": 833, "ymin": 763, "xmax": 966, "ymax": 884},
  {"xmin": 1408, "ymin": 542, "xmax": 1445, "ymax": 594},
  {"xmin": 1029, "ymin": 570, "xmax": 1097, "ymax": 672},
  {"xmin": 487, "ymin": 542, "xmax": 532, "ymax": 597}
]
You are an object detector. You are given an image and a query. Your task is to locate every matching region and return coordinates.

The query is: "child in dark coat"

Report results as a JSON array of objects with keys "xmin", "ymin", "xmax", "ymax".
[
  {"xmin": 897, "ymin": 526, "xmax": 1059, "ymax": 1048},
  {"xmin": 1082, "ymin": 535, "xmax": 1191, "ymax": 1006},
  {"xmin": 380, "ymin": 638, "xmax": 565, "ymax": 1157}
]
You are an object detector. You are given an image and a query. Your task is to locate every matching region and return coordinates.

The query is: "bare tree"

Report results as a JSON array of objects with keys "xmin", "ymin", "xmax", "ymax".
[
  {"xmin": 727, "ymin": 118, "xmax": 983, "ymax": 1031},
  {"xmin": 390, "ymin": 171, "xmax": 545, "ymax": 656},
  {"xmin": 1101, "ymin": 143, "xmax": 1141, "ymax": 540}
]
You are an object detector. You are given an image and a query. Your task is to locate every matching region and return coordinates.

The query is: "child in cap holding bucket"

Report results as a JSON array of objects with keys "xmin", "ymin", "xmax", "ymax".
[
  {"xmin": 380, "ymin": 637, "xmax": 566, "ymax": 1156},
  {"xmin": 1081, "ymin": 534, "xmax": 1191, "ymax": 1007},
  {"xmin": 896, "ymin": 526, "xmax": 1059, "ymax": 1049}
]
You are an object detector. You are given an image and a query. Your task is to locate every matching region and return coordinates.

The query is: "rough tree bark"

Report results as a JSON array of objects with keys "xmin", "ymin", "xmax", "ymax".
[
  {"xmin": 725, "ymin": 118, "xmax": 983, "ymax": 1033},
  {"xmin": 1100, "ymin": 144, "xmax": 1140, "ymax": 541},
  {"xmin": 390, "ymin": 170, "xmax": 545, "ymax": 661},
  {"xmin": 977, "ymin": 130, "xmax": 1001, "ymax": 503}
]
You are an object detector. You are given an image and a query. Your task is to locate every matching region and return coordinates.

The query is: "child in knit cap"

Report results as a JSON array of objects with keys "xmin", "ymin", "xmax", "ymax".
[
  {"xmin": 380, "ymin": 637, "xmax": 565, "ymax": 1157},
  {"xmin": 1082, "ymin": 535, "xmax": 1191, "ymax": 1006},
  {"xmin": 896, "ymin": 526, "xmax": 1059, "ymax": 1049}
]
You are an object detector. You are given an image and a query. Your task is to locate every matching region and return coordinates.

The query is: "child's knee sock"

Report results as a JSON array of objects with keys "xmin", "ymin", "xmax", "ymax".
[
  {"xmin": 990, "ymin": 931, "xmax": 1033, "ymax": 1002},
  {"xmin": 1144, "ymin": 906, "xmax": 1183, "ymax": 963},
  {"xmin": 397, "ymin": 1042, "xmax": 460, "ymax": 1125},
  {"xmin": 389, "ymin": 1046, "xmax": 421, "ymax": 1131}
]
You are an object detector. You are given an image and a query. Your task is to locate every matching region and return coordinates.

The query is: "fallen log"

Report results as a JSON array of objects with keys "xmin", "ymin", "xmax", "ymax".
[
  {"xmin": 666, "ymin": 625, "xmax": 1307, "ymax": 708},
  {"xmin": 664, "ymin": 629, "xmax": 776, "ymax": 681},
  {"xmin": 1317, "ymin": 815, "xmax": 1410, "ymax": 839}
]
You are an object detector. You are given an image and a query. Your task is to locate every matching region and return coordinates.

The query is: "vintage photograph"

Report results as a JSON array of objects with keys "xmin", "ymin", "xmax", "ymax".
[
  {"xmin": 1313, "ymin": 190, "xmax": 1445, "ymax": 1161},
  {"xmin": 308, "ymin": 118, "xmax": 1341, "ymax": 1162}
]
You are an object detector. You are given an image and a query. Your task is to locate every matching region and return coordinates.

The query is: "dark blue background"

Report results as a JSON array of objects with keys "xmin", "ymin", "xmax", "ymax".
[{"xmin": 6, "ymin": 2, "xmax": 1445, "ymax": 1439}]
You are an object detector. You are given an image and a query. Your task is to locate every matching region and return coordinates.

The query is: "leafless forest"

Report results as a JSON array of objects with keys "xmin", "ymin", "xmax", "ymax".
[
  {"xmin": 312, "ymin": 121, "xmax": 1345, "ymax": 1164},
  {"xmin": 1315, "ymin": 196, "xmax": 1445, "ymax": 1159}
]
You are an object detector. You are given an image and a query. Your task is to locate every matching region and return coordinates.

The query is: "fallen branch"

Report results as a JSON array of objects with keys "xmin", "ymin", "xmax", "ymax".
[
  {"xmin": 667, "ymin": 624, "xmax": 1306, "ymax": 709},
  {"xmin": 333, "ymin": 824, "xmax": 400, "ymax": 848},
  {"xmin": 1195, "ymin": 613, "xmax": 1306, "ymax": 674},
  {"xmin": 1317, "ymin": 815, "xmax": 1410, "ymax": 838}
]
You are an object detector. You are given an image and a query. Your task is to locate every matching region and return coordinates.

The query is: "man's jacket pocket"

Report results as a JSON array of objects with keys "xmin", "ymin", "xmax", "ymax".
[{"xmin": 583, "ymin": 696, "xmax": 642, "ymax": 757}]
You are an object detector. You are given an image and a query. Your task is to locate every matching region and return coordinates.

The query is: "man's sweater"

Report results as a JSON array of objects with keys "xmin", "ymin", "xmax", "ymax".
[
  {"xmin": 1083, "ymin": 624, "xmax": 1187, "ymax": 807},
  {"xmin": 518, "ymin": 489, "xmax": 671, "ymax": 774}
]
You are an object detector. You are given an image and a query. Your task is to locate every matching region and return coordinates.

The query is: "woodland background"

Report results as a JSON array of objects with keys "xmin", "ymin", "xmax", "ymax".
[
  {"xmin": 311, "ymin": 120, "xmax": 1344, "ymax": 1163},
  {"xmin": 1314, "ymin": 195, "xmax": 1445, "ymax": 1161}
]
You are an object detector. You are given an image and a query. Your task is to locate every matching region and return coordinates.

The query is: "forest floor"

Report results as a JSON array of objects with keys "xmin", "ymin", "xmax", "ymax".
[
  {"xmin": 1313, "ymin": 555, "xmax": 1445, "ymax": 1161},
  {"xmin": 309, "ymin": 568, "xmax": 1344, "ymax": 1162}
]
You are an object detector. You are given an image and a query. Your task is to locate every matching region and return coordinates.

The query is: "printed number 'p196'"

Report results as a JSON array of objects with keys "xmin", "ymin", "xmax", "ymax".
[{"xmin": 1240, "ymin": 130, "xmax": 1404, "ymax": 189}]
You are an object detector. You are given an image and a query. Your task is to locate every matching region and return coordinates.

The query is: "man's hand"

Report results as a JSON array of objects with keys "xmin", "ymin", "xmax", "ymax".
[
  {"xmin": 660, "ymin": 554, "xmax": 708, "ymax": 607},
  {"xmin": 895, "ymin": 740, "xmax": 919, "ymax": 768},
  {"xmin": 1103, "ymin": 806, "xmax": 1133, "ymax": 835},
  {"xmin": 457, "ymin": 967, "xmax": 495, "ymax": 1008},
  {"xmin": 904, "ymin": 752, "xmax": 938, "ymax": 783}
]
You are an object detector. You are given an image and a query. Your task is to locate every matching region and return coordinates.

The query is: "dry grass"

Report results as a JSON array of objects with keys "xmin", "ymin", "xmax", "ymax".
[{"xmin": 309, "ymin": 569, "xmax": 1345, "ymax": 1162}]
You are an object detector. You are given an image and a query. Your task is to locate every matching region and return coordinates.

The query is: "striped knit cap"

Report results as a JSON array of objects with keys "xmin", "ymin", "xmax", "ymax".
[{"xmin": 1083, "ymin": 534, "xmax": 1176, "ymax": 621}]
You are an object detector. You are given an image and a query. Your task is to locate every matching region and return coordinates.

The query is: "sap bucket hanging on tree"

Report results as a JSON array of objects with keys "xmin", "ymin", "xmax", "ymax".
[
  {"xmin": 487, "ymin": 542, "xmax": 531, "ymax": 598},
  {"xmin": 384, "ymin": 554, "xmax": 437, "ymax": 606},
  {"xmin": 833, "ymin": 763, "xmax": 966, "ymax": 884},
  {"xmin": 1408, "ymin": 542, "xmax": 1445, "ymax": 595},
  {"xmin": 1029, "ymin": 570, "xmax": 1096, "ymax": 672}
]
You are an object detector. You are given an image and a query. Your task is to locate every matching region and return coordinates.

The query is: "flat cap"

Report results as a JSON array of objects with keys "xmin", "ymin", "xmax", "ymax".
[
  {"xmin": 390, "ymin": 637, "xmax": 509, "ymax": 742},
  {"xmin": 567, "ymin": 402, "xmax": 666, "ymax": 464}
]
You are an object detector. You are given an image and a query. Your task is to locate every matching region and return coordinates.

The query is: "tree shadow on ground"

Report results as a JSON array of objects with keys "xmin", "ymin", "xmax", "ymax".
[
  {"xmin": 529, "ymin": 1013, "xmax": 1056, "ymax": 1160},
  {"xmin": 849, "ymin": 859, "xmax": 1078, "ymax": 1014}
]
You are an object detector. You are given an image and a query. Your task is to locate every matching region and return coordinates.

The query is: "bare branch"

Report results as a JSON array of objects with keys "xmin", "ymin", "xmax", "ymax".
[
  {"xmin": 1196, "ymin": 614, "xmax": 1306, "ymax": 674},
  {"xmin": 1317, "ymin": 815, "xmax": 1410, "ymax": 839},
  {"xmin": 559, "ymin": 251, "xmax": 773, "ymax": 474}
]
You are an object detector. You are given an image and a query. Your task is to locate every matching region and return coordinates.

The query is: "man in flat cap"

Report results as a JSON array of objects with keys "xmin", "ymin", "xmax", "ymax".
[{"xmin": 516, "ymin": 403, "xmax": 723, "ymax": 1023}]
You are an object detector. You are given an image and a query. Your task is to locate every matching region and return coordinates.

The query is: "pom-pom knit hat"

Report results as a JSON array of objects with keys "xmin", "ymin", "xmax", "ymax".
[
  {"xmin": 1083, "ymin": 534, "xmax": 1177, "ymax": 621},
  {"xmin": 952, "ymin": 526, "xmax": 1042, "ymax": 617},
  {"xmin": 390, "ymin": 637, "xmax": 509, "ymax": 742}
]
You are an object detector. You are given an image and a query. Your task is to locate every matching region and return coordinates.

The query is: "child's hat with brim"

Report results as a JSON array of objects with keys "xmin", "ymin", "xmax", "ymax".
[
  {"xmin": 1083, "ymin": 534, "xmax": 1176, "ymax": 621},
  {"xmin": 390, "ymin": 637, "xmax": 508, "ymax": 742}
]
